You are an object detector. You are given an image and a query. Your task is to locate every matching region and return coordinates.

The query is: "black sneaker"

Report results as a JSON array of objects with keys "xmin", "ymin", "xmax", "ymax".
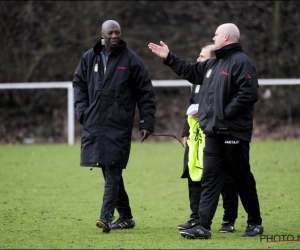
[
  {"xmin": 177, "ymin": 218, "xmax": 199, "ymax": 230},
  {"xmin": 241, "ymin": 224, "xmax": 264, "ymax": 237},
  {"xmin": 111, "ymin": 217, "xmax": 135, "ymax": 230},
  {"xmin": 96, "ymin": 219, "xmax": 111, "ymax": 233},
  {"xmin": 180, "ymin": 225, "xmax": 211, "ymax": 239},
  {"xmin": 219, "ymin": 221, "xmax": 235, "ymax": 233}
]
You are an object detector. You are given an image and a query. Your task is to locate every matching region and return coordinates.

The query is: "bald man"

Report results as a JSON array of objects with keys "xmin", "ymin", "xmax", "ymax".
[
  {"xmin": 178, "ymin": 43, "xmax": 239, "ymax": 234},
  {"xmin": 148, "ymin": 23, "xmax": 263, "ymax": 239},
  {"xmin": 73, "ymin": 20, "xmax": 156, "ymax": 233}
]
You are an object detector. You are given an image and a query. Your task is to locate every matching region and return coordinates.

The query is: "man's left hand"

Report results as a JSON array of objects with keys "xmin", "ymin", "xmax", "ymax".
[{"xmin": 140, "ymin": 129, "xmax": 151, "ymax": 142}]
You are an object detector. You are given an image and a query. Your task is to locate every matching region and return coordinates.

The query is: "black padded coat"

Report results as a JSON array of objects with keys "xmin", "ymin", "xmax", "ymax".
[{"xmin": 73, "ymin": 39, "xmax": 156, "ymax": 168}]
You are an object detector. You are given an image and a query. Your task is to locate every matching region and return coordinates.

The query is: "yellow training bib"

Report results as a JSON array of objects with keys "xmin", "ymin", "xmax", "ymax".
[{"xmin": 186, "ymin": 116, "xmax": 205, "ymax": 181}]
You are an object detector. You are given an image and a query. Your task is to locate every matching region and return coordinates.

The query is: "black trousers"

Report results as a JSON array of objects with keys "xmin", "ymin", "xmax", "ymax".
[
  {"xmin": 198, "ymin": 134, "xmax": 262, "ymax": 229},
  {"xmin": 220, "ymin": 174, "xmax": 239, "ymax": 223},
  {"xmin": 100, "ymin": 165, "xmax": 132, "ymax": 223},
  {"xmin": 188, "ymin": 172, "xmax": 238, "ymax": 223}
]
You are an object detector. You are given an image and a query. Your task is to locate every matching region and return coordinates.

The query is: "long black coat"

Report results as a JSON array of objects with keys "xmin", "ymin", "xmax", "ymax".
[{"xmin": 73, "ymin": 39, "xmax": 156, "ymax": 168}]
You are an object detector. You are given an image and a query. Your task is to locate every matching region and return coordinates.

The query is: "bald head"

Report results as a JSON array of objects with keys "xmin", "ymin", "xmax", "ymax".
[
  {"xmin": 213, "ymin": 23, "xmax": 240, "ymax": 49},
  {"xmin": 102, "ymin": 20, "xmax": 121, "ymax": 32},
  {"xmin": 218, "ymin": 23, "xmax": 240, "ymax": 42}
]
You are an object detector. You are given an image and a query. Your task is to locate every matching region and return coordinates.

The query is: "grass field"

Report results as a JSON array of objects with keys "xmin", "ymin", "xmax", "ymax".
[{"xmin": 1, "ymin": 140, "xmax": 300, "ymax": 249}]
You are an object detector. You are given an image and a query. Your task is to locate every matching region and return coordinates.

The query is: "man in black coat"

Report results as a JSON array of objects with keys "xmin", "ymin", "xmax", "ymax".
[
  {"xmin": 178, "ymin": 44, "xmax": 239, "ymax": 233},
  {"xmin": 148, "ymin": 23, "xmax": 263, "ymax": 239},
  {"xmin": 73, "ymin": 20, "xmax": 156, "ymax": 233}
]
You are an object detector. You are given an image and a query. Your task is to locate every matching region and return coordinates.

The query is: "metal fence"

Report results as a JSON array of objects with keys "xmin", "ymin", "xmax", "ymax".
[{"xmin": 1, "ymin": 79, "xmax": 300, "ymax": 145}]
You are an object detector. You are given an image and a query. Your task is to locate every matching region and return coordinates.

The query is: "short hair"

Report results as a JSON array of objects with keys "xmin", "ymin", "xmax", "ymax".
[{"xmin": 201, "ymin": 43, "xmax": 215, "ymax": 57}]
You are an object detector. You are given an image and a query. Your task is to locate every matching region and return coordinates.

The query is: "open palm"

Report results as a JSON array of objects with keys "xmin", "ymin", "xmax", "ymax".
[{"xmin": 148, "ymin": 41, "xmax": 169, "ymax": 59}]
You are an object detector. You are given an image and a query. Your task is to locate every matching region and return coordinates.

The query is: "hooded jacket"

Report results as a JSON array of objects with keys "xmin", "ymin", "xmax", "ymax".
[
  {"xmin": 73, "ymin": 39, "xmax": 156, "ymax": 168},
  {"xmin": 165, "ymin": 43, "xmax": 258, "ymax": 142}
]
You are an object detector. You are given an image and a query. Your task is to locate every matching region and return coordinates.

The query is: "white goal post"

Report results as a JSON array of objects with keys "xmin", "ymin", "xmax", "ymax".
[{"xmin": 1, "ymin": 79, "xmax": 300, "ymax": 145}]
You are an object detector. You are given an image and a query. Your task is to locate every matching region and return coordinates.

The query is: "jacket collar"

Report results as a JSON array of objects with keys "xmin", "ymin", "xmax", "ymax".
[
  {"xmin": 215, "ymin": 43, "xmax": 242, "ymax": 60},
  {"xmin": 93, "ymin": 39, "xmax": 127, "ymax": 55}
]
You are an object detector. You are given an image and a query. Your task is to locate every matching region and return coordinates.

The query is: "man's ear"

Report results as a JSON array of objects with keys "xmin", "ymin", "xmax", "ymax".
[{"xmin": 224, "ymin": 33, "xmax": 229, "ymax": 41}]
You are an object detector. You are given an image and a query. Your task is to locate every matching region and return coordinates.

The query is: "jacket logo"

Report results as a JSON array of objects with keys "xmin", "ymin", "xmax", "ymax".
[
  {"xmin": 117, "ymin": 66, "xmax": 126, "ymax": 70},
  {"xmin": 224, "ymin": 140, "xmax": 240, "ymax": 144},
  {"xmin": 206, "ymin": 69, "xmax": 212, "ymax": 78},
  {"xmin": 221, "ymin": 71, "xmax": 229, "ymax": 76},
  {"xmin": 74, "ymin": 70, "xmax": 78, "ymax": 75},
  {"xmin": 247, "ymin": 74, "xmax": 252, "ymax": 79}
]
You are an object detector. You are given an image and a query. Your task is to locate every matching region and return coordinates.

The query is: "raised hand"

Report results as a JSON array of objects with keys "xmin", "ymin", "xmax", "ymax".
[{"xmin": 148, "ymin": 41, "xmax": 169, "ymax": 59}]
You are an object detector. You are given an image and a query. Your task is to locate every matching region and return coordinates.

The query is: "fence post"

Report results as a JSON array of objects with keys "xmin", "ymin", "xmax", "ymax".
[{"xmin": 67, "ymin": 84, "xmax": 75, "ymax": 145}]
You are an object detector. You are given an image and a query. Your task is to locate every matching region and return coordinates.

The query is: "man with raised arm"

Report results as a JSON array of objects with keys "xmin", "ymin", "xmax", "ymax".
[{"xmin": 148, "ymin": 23, "xmax": 263, "ymax": 239}]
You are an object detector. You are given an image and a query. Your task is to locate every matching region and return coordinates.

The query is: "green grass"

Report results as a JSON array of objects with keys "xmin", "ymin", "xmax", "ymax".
[{"xmin": 1, "ymin": 141, "xmax": 300, "ymax": 249}]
